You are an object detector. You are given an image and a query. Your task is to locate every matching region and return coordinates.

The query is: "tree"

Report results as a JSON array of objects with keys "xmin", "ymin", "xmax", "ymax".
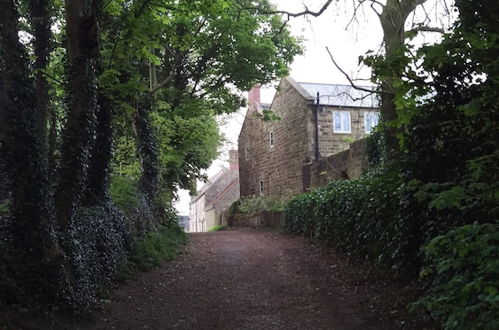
[
  {"xmin": 102, "ymin": 0, "xmax": 302, "ymax": 198},
  {"xmin": 0, "ymin": 0, "xmax": 63, "ymax": 301}
]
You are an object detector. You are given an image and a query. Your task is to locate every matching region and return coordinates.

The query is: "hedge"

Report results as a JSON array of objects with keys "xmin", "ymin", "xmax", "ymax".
[
  {"xmin": 284, "ymin": 168, "xmax": 420, "ymax": 272},
  {"xmin": 415, "ymin": 223, "xmax": 499, "ymax": 330}
]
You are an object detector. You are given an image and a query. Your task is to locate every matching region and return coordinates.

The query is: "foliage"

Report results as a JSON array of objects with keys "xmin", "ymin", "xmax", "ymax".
[
  {"xmin": 109, "ymin": 176, "xmax": 142, "ymax": 212},
  {"xmin": 284, "ymin": 168, "xmax": 419, "ymax": 271},
  {"xmin": 0, "ymin": 0, "xmax": 303, "ymax": 310},
  {"xmin": 364, "ymin": 129, "xmax": 386, "ymax": 168},
  {"xmin": 228, "ymin": 199, "xmax": 242, "ymax": 215},
  {"xmin": 237, "ymin": 195, "xmax": 285, "ymax": 215},
  {"xmin": 208, "ymin": 225, "xmax": 228, "ymax": 232},
  {"xmin": 414, "ymin": 223, "xmax": 499, "ymax": 330},
  {"xmin": 63, "ymin": 204, "xmax": 128, "ymax": 309},
  {"xmin": 117, "ymin": 224, "xmax": 187, "ymax": 280}
]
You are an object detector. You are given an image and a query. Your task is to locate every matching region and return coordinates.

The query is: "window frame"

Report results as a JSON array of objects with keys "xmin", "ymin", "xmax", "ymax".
[
  {"xmin": 364, "ymin": 111, "xmax": 380, "ymax": 134},
  {"xmin": 269, "ymin": 131, "xmax": 274, "ymax": 148},
  {"xmin": 245, "ymin": 145, "xmax": 250, "ymax": 161},
  {"xmin": 332, "ymin": 110, "xmax": 352, "ymax": 133},
  {"xmin": 259, "ymin": 180, "xmax": 264, "ymax": 195}
]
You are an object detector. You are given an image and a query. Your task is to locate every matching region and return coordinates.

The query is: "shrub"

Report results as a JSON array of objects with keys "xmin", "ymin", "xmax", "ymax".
[
  {"xmin": 208, "ymin": 225, "xmax": 228, "ymax": 232},
  {"xmin": 414, "ymin": 223, "xmax": 499, "ymax": 330},
  {"xmin": 238, "ymin": 195, "xmax": 284, "ymax": 215},
  {"xmin": 228, "ymin": 199, "xmax": 241, "ymax": 215},
  {"xmin": 118, "ymin": 224, "xmax": 187, "ymax": 279}
]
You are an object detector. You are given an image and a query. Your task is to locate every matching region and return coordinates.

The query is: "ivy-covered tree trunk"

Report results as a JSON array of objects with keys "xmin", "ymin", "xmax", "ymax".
[
  {"xmin": 28, "ymin": 0, "xmax": 52, "ymax": 141},
  {"xmin": 55, "ymin": 0, "xmax": 99, "ymax": 228},
  {"xmin": 0, "ymin": 0, "xmax": 63, "ymax": 300},
  {"xmin": 134, "ymin": 96, "xmax": 160, "ymax": 201},
  {"xmin": 84, "ymin": 92, "xmax": 113, "ymax": 205},
  {"xmin": 378, "ymin": 0, "xmax": 426, "ymax": 158}
]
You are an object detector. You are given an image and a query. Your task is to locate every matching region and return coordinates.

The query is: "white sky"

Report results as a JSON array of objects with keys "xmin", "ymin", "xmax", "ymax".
[{"xmin": 174, "ymin": 0, "xmax": 453, "ymax": 215}]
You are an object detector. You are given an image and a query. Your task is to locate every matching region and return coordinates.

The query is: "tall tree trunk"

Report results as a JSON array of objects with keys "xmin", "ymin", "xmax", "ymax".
[
  {"xmin": 55, "ymin": 0, "xmax": 99, "ymax": 228},
  {"xmin": 28, "ymin": 0, "xmax": 52, "ymax": 142},
  {"xmin": 378, "ymin": 0, "xmax": 426, "ymax": 158},
  {"xmin": 134, "ymin": 96, "xmax": 160, "ymax": 201},
  {"xmin": 0, "ymin": 0, "xmax": 63, "ymax": 300},
  {"xmin": 84, "ymin": 92, "xmax": 113, "ymax": 205}
]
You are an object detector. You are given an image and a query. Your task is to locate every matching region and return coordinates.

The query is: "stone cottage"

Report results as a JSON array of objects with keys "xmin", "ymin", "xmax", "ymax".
[
  {"xmin": 189, "ymin": 150, "xmax": 240, "ymax": 232},
  {"xmin": 238, "ymin": 76, "xmax": 379, "ymax": 199}
]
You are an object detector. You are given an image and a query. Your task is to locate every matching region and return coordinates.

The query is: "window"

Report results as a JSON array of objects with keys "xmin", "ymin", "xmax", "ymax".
[
  {"xmin": 332, "ymin": 111, "xmax": 351, "ymax": 133},
  {"xmin": 269, "ymin": 131, "xmax": 274, "ymax": 148},
  {"xmin": 364, "ymin": 111, "xmax": 380, "ymax": 134},
  {"xmin": 245, "ymin": 145, "xmax": 250, "ymax": 161},
  {"xmin": 259, "ymin": 180, "xmax": 264, "ymax": 195}
]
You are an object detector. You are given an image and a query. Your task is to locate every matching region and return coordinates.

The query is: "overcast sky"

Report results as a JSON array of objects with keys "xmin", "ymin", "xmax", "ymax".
[{"xmin": 174, "ymin": 0, "xmax": 453, "ymax": 215}]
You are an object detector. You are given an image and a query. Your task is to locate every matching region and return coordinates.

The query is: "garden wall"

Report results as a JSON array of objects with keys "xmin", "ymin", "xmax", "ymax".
[
  {"xmin": 228, "ymin": 211, "xmax": 283, "ymax": 228},
  {"xmin": 302, "ymin": 139, "xmax": 367, "ymax": 191}
]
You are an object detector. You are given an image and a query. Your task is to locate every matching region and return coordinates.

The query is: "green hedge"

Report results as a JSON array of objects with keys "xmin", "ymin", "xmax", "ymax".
[
  {"xmin": 415, "ymin": 223, "xmax": 499, "ymax": 330},
  {"xmin": 285, "ymin": 169, "xmax": 418, "ymax": 270}
]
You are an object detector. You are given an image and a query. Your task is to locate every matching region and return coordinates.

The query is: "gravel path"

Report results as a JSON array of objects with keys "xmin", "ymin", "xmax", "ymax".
[{"xmin": 85, "ymin": 228, "xmax": 431, "ymax": 330}]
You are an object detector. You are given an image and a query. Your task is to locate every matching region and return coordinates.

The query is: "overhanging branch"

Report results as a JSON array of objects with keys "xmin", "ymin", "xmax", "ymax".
[
  {"xmin": 325, "ymin": 46, "xmax": 379, "ymax": 94},
  {"xmin": 243, "ymin": 0, "xmax": 334, "ymax": 18}
]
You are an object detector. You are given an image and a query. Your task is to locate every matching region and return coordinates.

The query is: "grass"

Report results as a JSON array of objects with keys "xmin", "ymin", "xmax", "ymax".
[
  {"xmin": 207, "ymin": 225, "xmax": 228, "ymax": 232},
  {"xmin": 116, "ymin": 224, "xmax": 187, "ymax": 281}
]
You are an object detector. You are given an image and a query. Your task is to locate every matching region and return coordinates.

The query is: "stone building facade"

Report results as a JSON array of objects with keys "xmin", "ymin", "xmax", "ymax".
[
  {"xmin": 238, "ymin": 77, "xmax": 379, "ymax": 199},
  {"xmin": 189, "ymin": 150, "xmax": 240, "ymax": 232}
]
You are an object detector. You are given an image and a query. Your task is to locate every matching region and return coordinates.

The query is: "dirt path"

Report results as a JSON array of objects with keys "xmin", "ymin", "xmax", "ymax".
[{"xmin": 85, "ymin": 228, "xmax": 430, "ymax": 330}]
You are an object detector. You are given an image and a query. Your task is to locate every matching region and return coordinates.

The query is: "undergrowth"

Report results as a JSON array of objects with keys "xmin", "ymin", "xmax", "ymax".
[
  {"xmin": 116, "ymin": 224, "xmax": 187, "ymax": 281},
  {"xmin": 207, "ymin": 225, "xmax": 228, "ymax": 232}
]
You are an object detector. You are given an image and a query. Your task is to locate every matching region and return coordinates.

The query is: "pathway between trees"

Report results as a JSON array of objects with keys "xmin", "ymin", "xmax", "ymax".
[{"xmin": 87, "ymin": 228, "xmax": 430, "ymax": 330}]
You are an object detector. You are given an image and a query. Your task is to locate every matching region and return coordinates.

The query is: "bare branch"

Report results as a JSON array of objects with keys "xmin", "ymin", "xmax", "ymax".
[
  {"xmin": 325, "ymin": 46, "xmax": 379, "ymax": 94},
  {"xmin": 408, "ymin": 26, "xmax": 445, "ymax": 34},
  {"xmin": 149, "ymin": 70, "xmax": 175, "ymax": 94},
  {"xmin": 243, "ymin": 0, "xmax": 334, "ymax": 19}
]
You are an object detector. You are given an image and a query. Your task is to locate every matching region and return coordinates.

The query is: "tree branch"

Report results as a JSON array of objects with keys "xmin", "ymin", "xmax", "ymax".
[
  {"xmin": 244, "ymin": 0, "xmax": 334, "ymax": 18},
  {"xmin": 408, "ymin": 26, "xmax": 444, "ymax": 34},
  {"xmin": 325, "ymin": 46, "xmax": 379, "ymax": 94}
]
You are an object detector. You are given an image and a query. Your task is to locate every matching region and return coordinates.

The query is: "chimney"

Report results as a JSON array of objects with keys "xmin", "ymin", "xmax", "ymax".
[
  {"xmin": 248, "ymin": 85, "xmax": 261, "ymax": 108},
  {"xmin": 228, "ymin": 149, "xmax": 239, "ymax": 170}
]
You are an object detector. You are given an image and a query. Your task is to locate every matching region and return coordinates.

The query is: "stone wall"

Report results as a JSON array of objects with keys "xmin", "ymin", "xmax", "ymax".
[
  {"xmin": 238, "ymin": 78, "xmax": 311, "ymax": 200},
  {"xmin": 228, "ymin": 211, "xmax": 283, "ymax": 229},
  {"xmin": 303, "ymin": 139, "xmax": 368, "ymax": 191},
  {"xmin": 311, "ymin": 107, "xmax": 377, "ymax": 157}
]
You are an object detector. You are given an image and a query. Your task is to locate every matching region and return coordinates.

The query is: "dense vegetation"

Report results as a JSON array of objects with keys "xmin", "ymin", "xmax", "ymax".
[
  {"xmin": 0, "ymin": 0, "xmax": 300, "ymax": 309},
  {"xmin": 285, "ymin": 0, "xmax": 498, "ymax": 328}
]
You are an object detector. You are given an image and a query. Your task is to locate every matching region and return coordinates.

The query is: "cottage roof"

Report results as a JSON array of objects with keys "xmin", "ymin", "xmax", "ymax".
[
  {"xmin": 189, "ymin": 167, "xmax": 239, "ymax": 207},
  {"xmin": 190, "ymin": 167, "xmax": 228, "ymax": 204},
  {"xmin": 297, "ymin": 82, "xmax": 379, "ymax": 108}
]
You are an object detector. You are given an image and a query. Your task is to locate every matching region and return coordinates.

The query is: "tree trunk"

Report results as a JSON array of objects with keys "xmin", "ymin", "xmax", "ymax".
[
  {"xmin": 28, "ymin": 0, "xmax": 52, "ymax": 142},
  {"xmin": 0, "ymin": 0, "xmax": 63, "ymax": 300},
  {"xmin": 378, "ymin": 0, "xmax": 426, "ymax": 158},
  {"xmin": 55, "ymin": 0, "xmax": 99, "ymax": 229},
  {"xmin": 134, "ymin": 96, "xmax": 160, "ymax": 201},
  {"xmin": 84, "ymin": 92, "xmax": 113, "ymax": 205}
]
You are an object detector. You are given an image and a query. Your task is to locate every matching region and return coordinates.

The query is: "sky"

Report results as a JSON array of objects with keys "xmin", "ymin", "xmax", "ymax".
[{"xmin": 174, "ymin": 0, "xmax": 453, "ymax": 215}]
